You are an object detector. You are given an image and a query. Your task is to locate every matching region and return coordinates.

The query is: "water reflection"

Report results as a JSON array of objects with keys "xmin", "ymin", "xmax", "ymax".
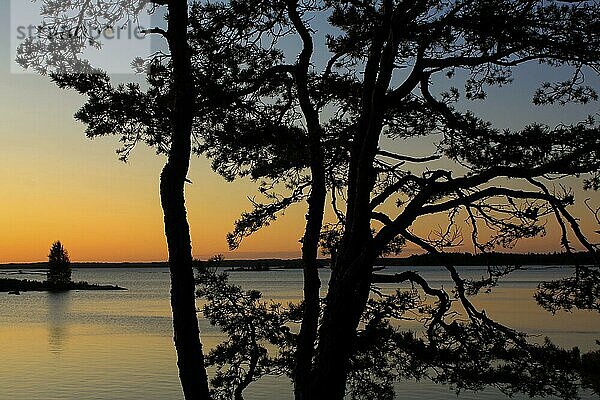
[{"xmin": 46, "ymin": 291, "xmax": 70, "ymax": 355}]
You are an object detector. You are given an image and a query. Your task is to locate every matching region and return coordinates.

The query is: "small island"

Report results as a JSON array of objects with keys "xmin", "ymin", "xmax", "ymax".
[
  {"xmin": 1, "ymin": 278, "xmax": 126, "ymax": 294},
  {"xmin": 2, "ymin": 241, "xmax": 126, "ymax": 294}
]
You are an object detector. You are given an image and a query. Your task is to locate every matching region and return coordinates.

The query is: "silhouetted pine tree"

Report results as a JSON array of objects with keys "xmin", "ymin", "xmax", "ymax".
[{"xmin": 47, "ymin": 241, "xmax": 71, "ymax": 288}]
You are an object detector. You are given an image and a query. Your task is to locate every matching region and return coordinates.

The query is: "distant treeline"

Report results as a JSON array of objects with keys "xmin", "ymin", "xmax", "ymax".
[
  {"xmin": 0, "ymin": 252, "xmax": 594, "ymax": 270},
  {"xmin": 376, "ymin": 252, "xmax": 597, "ymax": 267},
  {"xmin": 0, "ymin": 262, "xmax": 169, "ymax": 269},
  {"xmin": 214, "ymin": 259, "xmax": 314, "ymax": 270},
  {"xmin": 203, "ymin": 252, "xmax": 595, "ymax": 269}
]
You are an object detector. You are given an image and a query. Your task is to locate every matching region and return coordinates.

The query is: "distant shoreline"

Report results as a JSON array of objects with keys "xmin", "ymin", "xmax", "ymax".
[
  {"xmin": 1, "ymin": 252, "xmax": 595, "ymax": 270},
  {"xmin": 0, "ymin": 262, "xmax": 170, "ymax": 269}
]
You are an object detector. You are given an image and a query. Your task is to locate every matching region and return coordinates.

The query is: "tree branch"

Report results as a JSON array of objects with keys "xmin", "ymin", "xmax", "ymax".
[{"xmin": 377, "ymin": 149, "xmax": 441, "ymax": 163}]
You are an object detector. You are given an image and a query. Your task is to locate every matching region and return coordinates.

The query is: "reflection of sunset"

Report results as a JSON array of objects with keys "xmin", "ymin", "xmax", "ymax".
[
  {"xmin": 0, "ymin": 324, "xmax": 181, "ymax": 398},
  {"xmin": 47, "ymin": 292, "xmax": 70, "ymax": 355},
  {"xmin": 1, "ymin": 269, "xmax": 599, "ymax": 399}
]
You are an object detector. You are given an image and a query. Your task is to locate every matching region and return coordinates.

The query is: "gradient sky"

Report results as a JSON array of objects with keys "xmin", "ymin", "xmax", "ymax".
[{"xmin": 1, "ymin": 2, "xmax": 599, "ymax": 262}]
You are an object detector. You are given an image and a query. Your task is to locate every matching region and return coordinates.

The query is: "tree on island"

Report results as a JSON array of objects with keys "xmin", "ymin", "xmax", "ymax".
[{"xmin": 47, "ymin": 241, "xmax": 71, "ymax": 288}]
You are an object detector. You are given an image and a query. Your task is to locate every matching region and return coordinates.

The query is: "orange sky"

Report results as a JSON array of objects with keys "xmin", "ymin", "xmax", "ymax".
[
  {"xmin": 0, "ymin": 71, "xmax": 595, "ymax": 264},
  {"xmin": 1, "ymin": 73, "xmax": 599, "ymax": 262},
  {"xmin": 0, "ymin": 72, "xmax": 310, "ymax": 262}
]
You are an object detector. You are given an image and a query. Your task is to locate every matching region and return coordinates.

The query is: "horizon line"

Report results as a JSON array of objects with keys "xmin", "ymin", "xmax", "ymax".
[{"xmin": 0, "ymin": 250, "xmax": 590, "ymax": 266}]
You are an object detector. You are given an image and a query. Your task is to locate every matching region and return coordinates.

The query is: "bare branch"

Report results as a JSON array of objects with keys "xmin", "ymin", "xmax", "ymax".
[
  {"xmin": 377, "ymin": 149, "xmax": 441, "ymax": 163},
  {"xmin": 399, "ymin": 229, "xmax": 527, "ymax": 346}
]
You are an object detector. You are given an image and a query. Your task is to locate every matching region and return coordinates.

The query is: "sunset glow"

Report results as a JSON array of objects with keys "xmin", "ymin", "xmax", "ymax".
[{"xmin": 0, "ymin": 72, "xmax": 598, "ymax": 262}]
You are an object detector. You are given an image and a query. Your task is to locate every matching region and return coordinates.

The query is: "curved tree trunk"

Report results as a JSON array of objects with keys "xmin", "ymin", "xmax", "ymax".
[
  {"xmin": 290, "ymin": 2, "xmax": 399, "ymax": 398},
  {"xmin": 302, "ymin": 23, "xmax": 393, "ymax": 399},
  {"xmin": 161, "ymin": 1, "xmax": 210, "ymax": 399},
  {"xmin": 285, "ymin": 2, "xmax": 327, "ymax": 399}
]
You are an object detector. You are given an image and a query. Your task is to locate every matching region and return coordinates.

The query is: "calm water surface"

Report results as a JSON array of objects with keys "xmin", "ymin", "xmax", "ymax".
[{"xmin": 0, "ymin": 266, "xmax": 599, "ymax": 399}]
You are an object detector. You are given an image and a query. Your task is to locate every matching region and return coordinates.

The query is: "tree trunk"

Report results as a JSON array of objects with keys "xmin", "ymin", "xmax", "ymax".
[
  {"xmin": 160, "ymin": 2, "xmax": 210, "ymax": 399},
  {"xmin": 308, "ymin": 245, "xmax": 375, "ymax": 400},
  {"xmin": 303, "ymin": 32, "xmax": 391, "ymax": 398},
  {"xmin": 161, "ymin": 168, "xmax": 210, "ymax": 400},
  {"xmin": 294, "ymin": 162, "xmax": 326, "ymax": 400},
  {"xmin": 286, "ymin": 2, "xmax": 327, "ymax": 398},
  {"xmin": 292, "ymin": 3, "xmax": 396, "ymax": 398}
]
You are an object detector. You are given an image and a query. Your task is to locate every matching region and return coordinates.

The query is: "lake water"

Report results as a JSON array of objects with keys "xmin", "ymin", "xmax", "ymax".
[{"xmin": 0, "ymin": 266, "xmax": 599, "ymax": 399}]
